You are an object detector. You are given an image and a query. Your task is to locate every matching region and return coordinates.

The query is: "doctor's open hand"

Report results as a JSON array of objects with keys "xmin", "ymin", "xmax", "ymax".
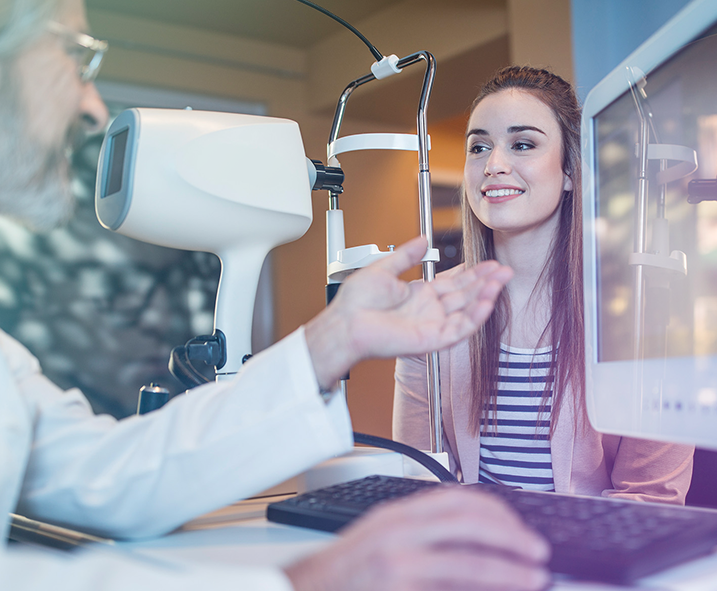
[
  {"xmin": 304, "ymin": 235, "xmax": 512, "ymax": 390},
  {"xmin": 284, "ymin": 485, "xmax": 551, "ymax": 591}
]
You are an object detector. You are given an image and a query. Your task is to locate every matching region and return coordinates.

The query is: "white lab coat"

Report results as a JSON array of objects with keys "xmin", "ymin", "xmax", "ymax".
[{"xmin": 0, "ymin": 327, "xmax": 353, "ymax": 589}]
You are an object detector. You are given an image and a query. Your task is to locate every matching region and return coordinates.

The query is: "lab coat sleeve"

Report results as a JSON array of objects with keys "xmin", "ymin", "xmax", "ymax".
[
  {"xmin": 1, "ymin": 545, "xmax": 294, "ymax": 591},
  {"xmin": 15, "ymin": 327, "xmax": 354, "ymax": 539}
]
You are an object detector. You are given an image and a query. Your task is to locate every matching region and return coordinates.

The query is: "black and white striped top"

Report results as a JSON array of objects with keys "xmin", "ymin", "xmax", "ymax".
[{"xmin": 478, "ymin": 344, "xmax": 555, "ymax": 491}]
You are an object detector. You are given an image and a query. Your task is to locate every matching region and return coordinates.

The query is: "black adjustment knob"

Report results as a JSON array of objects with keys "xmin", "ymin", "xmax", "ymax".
[
  {"xmin": 137, "ymin": 383, "xmax": 170, "ymax": 415},
  {"xmin": 310, "ymin": 159, "xmax": 344, "ymax": 193}
]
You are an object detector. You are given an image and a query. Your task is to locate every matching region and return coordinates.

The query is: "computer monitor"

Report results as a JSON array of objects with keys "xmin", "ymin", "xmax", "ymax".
[{"xmin": 582, "ymin": 0, "xmax": 717, "ymax": 450}]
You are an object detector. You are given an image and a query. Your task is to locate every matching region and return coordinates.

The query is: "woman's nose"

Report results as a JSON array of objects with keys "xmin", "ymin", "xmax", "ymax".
[{"xmin": 484, "ymin": 147, "xmax": 511, "ymax": 176}]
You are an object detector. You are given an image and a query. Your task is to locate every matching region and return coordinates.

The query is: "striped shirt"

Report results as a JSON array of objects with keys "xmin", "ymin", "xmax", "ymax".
[{"xmin": 478, "ymin": 344, "xmax": 555, "ymax": 491}]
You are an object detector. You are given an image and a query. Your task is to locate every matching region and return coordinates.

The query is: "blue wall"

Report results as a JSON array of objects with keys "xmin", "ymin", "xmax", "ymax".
[{"xmin": 571, "ymin": 0, "xmax": 692, "ymax": 102}]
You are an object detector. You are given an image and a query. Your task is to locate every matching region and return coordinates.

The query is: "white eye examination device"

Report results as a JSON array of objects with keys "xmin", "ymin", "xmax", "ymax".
[{"xmin": 95, "ymin": 108, "xmax": 314, "ymax": 378}]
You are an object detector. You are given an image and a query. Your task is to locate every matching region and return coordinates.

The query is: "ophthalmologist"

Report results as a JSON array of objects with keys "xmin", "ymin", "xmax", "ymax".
[{"xmin": 0, "ymin": 0, "xmax": 551, "ymax": 589}]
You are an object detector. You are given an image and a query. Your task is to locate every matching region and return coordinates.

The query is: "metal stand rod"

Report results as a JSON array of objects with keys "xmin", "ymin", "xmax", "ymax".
[
  {"xmin": 326, "ymin": 52, "xmax": 443, "ymax": 452},
  {"xmin": 633, "ymin": 116, "xmax": 649, "ymax": 362},
  {"xmin": 631, "ymin": 103, "xmax": 650, "ymax": 425}
]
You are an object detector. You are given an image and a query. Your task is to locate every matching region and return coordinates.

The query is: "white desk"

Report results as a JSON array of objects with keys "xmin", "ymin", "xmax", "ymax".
[
  {"xmin": 116, "ymin": 499, "xmax": 717, "ymax": 591},
  {"xmin": 122, "ymin": 516, "xmax": 334, "ymax": 570}
]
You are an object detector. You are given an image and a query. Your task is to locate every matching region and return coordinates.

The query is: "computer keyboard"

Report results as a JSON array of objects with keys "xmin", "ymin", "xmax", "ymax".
[{"xmin": 266, "ymin": 475, "xmax": 717, "ymax": 584}]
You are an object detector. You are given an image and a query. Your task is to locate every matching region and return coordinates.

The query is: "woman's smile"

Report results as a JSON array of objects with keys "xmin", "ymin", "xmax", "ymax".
[{"xmin": 481, "ymin": 185, "xmax": 526, "ymax": 203}]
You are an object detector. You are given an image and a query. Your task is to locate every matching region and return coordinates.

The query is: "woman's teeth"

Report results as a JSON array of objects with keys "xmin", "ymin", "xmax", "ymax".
[{"xmin": 484, "ymin": 189, "xmax": 525, "ymax": 198}]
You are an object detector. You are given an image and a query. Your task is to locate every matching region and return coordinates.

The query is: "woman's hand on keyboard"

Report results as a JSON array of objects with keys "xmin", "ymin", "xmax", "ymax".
[{"xmin": 284, "ymin": 485, "xmax": 550, "ymax": 591}]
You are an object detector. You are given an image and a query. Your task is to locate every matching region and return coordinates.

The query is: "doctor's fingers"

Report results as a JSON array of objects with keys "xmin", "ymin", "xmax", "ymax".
[
  {"xmin": 285, "ymin": 542, "xmax": 548, "ymax": 591},
  {"xmin": 384, "ymin": 546, "xmax": 552, "ymax": 591},
  {"xmin": 371, "ymin": 235, "xmax": 430, "ymax": 277},
  {"xmin": 407, "ymin": 263, "xmax": 510, "ymax": 318},
  {"xmin": 349, "ymin": 487, "xmax": 549, "ymax": 564},
  {"xmin": 337, "ymin": 239, "xmax": 426, "ymax": 307},
  {"xmin": 429, "ymin": 273, "xmax": 508, "ymax": 322},
  {"xmin": 423, "ymin": 301, "xmax": 496, "ymax": 351},
  {"xmin": 430, "ymin": 262, "xmax": 512, "ymax": 302},
  {"xmin": 284, "ymin": 489, "xmax": 549, "ymax": 591}
]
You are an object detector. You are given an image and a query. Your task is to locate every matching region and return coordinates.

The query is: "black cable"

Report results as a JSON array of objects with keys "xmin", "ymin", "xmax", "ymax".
[
  {"xmin": 352, "ymin": 432, "xmax": 458, "ymax": 483},
  {"xmin": 294, "ymin": 0, "xmax": 383, "ymax": 61}
]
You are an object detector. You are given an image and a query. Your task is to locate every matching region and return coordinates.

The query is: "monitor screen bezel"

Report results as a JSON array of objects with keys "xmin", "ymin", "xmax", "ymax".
[{"xmin": 581, "ymin": 0, "xmax": 717, "ymax": 448}]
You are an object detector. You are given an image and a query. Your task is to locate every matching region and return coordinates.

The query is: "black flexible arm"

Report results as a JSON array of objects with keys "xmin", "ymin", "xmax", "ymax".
[
  {"xmin": 352, "ymin": 432, "xmax": 458, "ymax": 483},
  {"xmin": 294, "ymin": 0, "xmax": 383, "ymax": 61}
]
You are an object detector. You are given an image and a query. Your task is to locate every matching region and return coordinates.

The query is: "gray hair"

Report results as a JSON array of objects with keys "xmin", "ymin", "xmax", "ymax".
[{"xmin": 0, "ymin": 0, "xmax": 59, "ymax": 58}]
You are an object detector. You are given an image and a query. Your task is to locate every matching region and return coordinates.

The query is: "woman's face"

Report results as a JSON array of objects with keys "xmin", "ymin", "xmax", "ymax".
[{"xmin": 464, "ymin": 89, "xmax": 572, "ymax": 240}]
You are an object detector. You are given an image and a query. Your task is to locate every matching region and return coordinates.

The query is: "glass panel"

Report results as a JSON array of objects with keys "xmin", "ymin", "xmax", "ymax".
[{"xmin": 594, "ymin": 24, "xmax": 717, "ymax": 364}]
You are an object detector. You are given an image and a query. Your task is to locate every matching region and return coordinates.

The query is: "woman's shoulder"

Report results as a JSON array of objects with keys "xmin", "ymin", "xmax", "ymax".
[{"xmin": 396, "ymin": 337, "xmax": 471, "ymax": 371}]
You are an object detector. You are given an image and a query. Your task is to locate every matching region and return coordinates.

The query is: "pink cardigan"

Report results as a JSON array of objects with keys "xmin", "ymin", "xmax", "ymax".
[{"xmin": 393, "ymin": 341, "xmax": 694, "ymax": 504}]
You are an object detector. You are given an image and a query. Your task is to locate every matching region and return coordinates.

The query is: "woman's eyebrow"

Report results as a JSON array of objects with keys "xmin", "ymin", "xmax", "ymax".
[
  {"xmin": 466, "ymin": 125, "xmax": 547, "ymax": 139},
  {"xmin": 507, "ymin": 125, "xmax": 546, "ymax": 135},
  {"xmin": 466, "ymin": 128, "xmax": 488, "ymax": 139}
]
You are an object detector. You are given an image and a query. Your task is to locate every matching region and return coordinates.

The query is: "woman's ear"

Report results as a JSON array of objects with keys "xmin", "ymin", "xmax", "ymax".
[{"xmin": 563, "ymin": 173, "xmax": 573, "ymax": 192}]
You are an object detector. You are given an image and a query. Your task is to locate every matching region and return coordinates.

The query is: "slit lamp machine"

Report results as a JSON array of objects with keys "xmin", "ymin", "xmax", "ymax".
[{"xmin": 94, "ymin": 52, "xmax": 446, "ymax": 456}]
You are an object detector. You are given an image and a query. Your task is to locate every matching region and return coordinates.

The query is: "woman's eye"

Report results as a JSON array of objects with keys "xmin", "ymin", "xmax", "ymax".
[
  {"xmin": 513, "ymin": 141, "xmax": 535, "ymax": 151},
  {"xmin": 468, "ymin": 143, "xmax": 489, "ymax": 155}
]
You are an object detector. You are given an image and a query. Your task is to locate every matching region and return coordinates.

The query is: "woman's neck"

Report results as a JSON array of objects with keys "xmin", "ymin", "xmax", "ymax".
[
  {"xmin": 493, "ymin": 217, "xmax": 558, "ymax": 348},
  {"xmin": 493, "ymin": 219, "xmax": 555, "ymax": 290}
]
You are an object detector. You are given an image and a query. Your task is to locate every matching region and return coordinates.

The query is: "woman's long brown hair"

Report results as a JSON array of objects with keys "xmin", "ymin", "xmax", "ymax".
[{"xmin": 462, "ymin": 66, "xmax": 584, "ymax": 436}]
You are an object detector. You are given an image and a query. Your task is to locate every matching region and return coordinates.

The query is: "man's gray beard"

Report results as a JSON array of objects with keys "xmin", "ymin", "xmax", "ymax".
[{"xmin": 0, "ymin": 71, "xmax": 76, "ymax": 233}]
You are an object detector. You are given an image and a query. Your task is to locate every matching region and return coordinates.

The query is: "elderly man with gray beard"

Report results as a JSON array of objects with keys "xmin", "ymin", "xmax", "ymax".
[{"xmin": 0, "ymin": 1, "xmax": 551, "ymax": 590}]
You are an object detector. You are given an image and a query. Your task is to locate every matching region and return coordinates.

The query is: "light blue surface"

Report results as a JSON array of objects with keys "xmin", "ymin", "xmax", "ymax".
[{"xmin": 571, "ymin": 0, "xmax": 691, "ymax": 102}]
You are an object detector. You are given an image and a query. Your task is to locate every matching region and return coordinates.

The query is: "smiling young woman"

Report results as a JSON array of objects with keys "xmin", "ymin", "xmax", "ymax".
[
  {"xmin": 393, "ymin": 66, "xmax": 694, "ymax": 503},
  {"xmin": 464, "ymin": 89, "xmax": 571, "ymax": 246}
]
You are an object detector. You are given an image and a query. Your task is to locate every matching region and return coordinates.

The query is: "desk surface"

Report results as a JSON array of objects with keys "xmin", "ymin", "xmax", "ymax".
[
  {"xmin": 122, "ymin": 516, "xmax": 334, "ymax": 570},
  {"xmin": 116, "ymin": 500, "xmax": 717, "ymax": 591}
]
